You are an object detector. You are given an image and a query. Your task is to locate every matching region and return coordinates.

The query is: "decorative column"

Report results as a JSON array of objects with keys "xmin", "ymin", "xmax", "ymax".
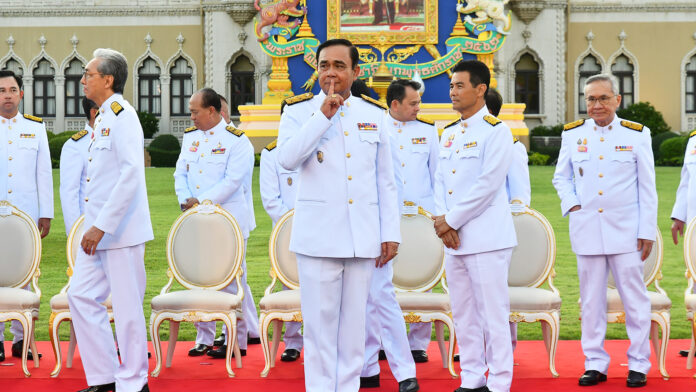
[
  {"xmin": 54, "ymin": 75, "xmax": 65, "ymax": 133},
  {"xmin": 22, "ymin": 76, "xmax": 33, "ymax": 115},
  {"xmin": 159, "ymin": 75, "xmax": 171, "ymax": 135}
]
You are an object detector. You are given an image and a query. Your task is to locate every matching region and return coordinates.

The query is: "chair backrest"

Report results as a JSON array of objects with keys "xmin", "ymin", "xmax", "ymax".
[
  {"xmin": 0, "ymin": 201, "xmax": 41, "ymax": 289},
  {"xmin": 508, "ymin": 207, "xmax": 556, "ymax": 288},
  {"xmin": 66, "ymin": 215, "xmax": 86, "ymax": 273},
  {"xmin": 392, "ymin": 208, "xmax": 445, "ymax": 292},
  {"xmin": 268, "ymin": 210, "xmax": 299, "ymax": 290},
  {"xmin": 684, "ymin": 217, "xmax": 696, "ymax": 290},
  {"xmin": 607, "ymin": 229, "xmax": 663, "ymax": 288},
  {"xmin": 166, "ymin": 200, "xmax": 244, "ymax": 290}
]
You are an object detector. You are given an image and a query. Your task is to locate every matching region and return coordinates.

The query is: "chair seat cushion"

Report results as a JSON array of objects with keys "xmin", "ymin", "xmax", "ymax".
[
  {"xmin": 151, "ymin": 290, "xmax": 241, "ymax": 312},
  {"xmin": 50, "ymin": 293, "xmax": 112, "ymax": 311},
  {"xmin": 509, "ymin": 287, "xmax": 562, "ymax": 312},
  {"xmin": 259, "ymin": 289, "xmax": 301, "ymax": 312},
  {"xmin": 686, "ymin": 293, "xmax": 696, "ymax": 312},
  {"xmin": 396, "ymin": 292, "xmax": 451, "ymax": 312},
  {"xmin": 0, "ymin": 287, "xmax": 40, "ymax": 312},
  {"xmin": 590, "ymin": 289, "xmax": 672, "ymax": 312}
]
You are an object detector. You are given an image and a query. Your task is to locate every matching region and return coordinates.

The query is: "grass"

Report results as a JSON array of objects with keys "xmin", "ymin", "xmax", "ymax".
[{"xmin": 3, "ymin": 166, "xmax": 693, "ymax": 343}]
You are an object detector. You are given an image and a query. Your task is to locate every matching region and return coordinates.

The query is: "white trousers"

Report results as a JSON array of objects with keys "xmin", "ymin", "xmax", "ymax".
[
  {"xmin": 0, "ymin": 285, "xmax": 29, "ymax": 343},
  {"xmin": 67, "ymin": 244, "xmax": 148, "ymax": 392},
  {"xmin": 408, "ymin": 313, "xmax": 431, "ymax": 351},
  {"xmin": 446, "ymin": 249, "xmax": 514, "ymax": 392},
  {"xmin": 361, "ymin": 262, "xmax": 416, "ymax": 382},
  {"xmin": 577, "ymin": 251, "xmax": 651, "ymax": 374},
  {"xmin": 297, "ymin": 254, "xmax": 373, "ymax": 392},
  {"xmin": 282, "ymin": 284, "xmax": 303, "ymax": 351}
]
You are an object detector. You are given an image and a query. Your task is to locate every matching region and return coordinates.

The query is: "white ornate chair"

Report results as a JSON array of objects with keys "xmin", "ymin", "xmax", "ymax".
[
  {"xmin": 508, "ymin": 207, "xmax": 561, "ymax": 377},
  {"xmin": 0, "ymin": 201, "xmax": 42, "ymax": 377},
  {"xmin": 579, "ymin": 230, "xmax": 670, "ymax": 379},
  {"xmin": 681, "ymin": 218, "xmax": 696, "ymax": 371},
  {"xmin": 393, "ymin": 208, "xmax": 456, "ymax": 377},
  {"xmin": 149, "ymin": 200, "xmax": 246, "ymax": 378},
  {"xmin": 258, "ymin": 210, "xmax": 301, "ymax": 377}
]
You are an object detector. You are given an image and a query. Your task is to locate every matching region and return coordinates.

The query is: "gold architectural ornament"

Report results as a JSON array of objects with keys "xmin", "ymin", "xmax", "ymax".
[
  {"xmin": 477, "ymin": 51, "xmax": 497, "ymax": 88},
  {"xmin": 263, "ymin": 49, "xmax": 294, "ymax": 104},
  {"xmin": 367, "ymin": 45, "xmax": 395, "ymax": 102},
  {"xmin": 404, "ymin": 312, "xmax": 422, "ymax": 323}
]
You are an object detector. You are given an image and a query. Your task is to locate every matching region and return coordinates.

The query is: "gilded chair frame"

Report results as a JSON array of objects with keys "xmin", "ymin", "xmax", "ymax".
[{"xmin": 681, "ymin": 217, "xmax": 696, "ymax": 372}]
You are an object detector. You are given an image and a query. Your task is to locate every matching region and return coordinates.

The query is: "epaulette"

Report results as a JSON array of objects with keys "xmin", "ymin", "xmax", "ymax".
[
  {"xmin": 620, "ymin": 120, "xmax": 644, "ymax": 132},
  {"xmin": 563, "ymin": 119, "xmax": 585, "ymax": 131},
  {"xmin": 416, "ymin": 115, "xmax": 434, "ymax": 125},
  {"xmin": 265, "ymin": 139, "xmax": 277, "ymax": 151},
  {"xmin": 283, "ymin": 92, "xmax": 313, "ymax": 107},
  {"xmin": 690, "ymin": 130, "xmax": 696, "ymax": 138},
  {"xmin": 444, "ymin": 119, "xmax": 461, "ymax": 129},
  {"xmin": 23, "ymin": 114, "xmax": 43, "ymax": 123},
  {"xmin": 513, "ymin": 137, "xmax": 519, "ymax": 144},
  {"xmin": 360, "ymin": 94, "xmax": 388, "ymax": 110},
  {"xmin": 226, "ymin": 125, "xmax": 244, "ymax": 137},
  {"xmin": 483, "ymin": 115, "xmax": 501, "ymax": 126},
  {"xmin": 110, "ymin": 101, "xmax": 124, "ymax": 116},
  {"xmin": 184, "ymin": 126, "xmax": 197, "ymax": 133},
  {"xmin": 71, "ymin": 129, "xmax": 88, "ymax": 141}
]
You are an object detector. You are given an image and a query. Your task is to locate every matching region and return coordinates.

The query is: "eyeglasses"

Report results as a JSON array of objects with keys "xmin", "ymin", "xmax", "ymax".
[
  {"xmin": 82, "ymin": 71, "xmax": 103, "ymax": 80},
  {"xmin": 585, "ymin": 95, "xmax": 616, "ymax": 106}
]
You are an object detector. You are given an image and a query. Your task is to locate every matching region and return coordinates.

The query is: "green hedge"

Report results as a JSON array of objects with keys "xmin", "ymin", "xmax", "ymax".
[
  {"xmin": 528, "ymin": 151, "xmax": 550, "ymax": 166},
  {"xmin": 146, "ymin": 134, "xmax": 181, "ymax": 167},
  {"xmin": 137, "ymin": 111, "xmax": 159, "ymax": 139},
  {"xmin": 48, "ymin": 135, "xmax": 72, "ymax": 168},
  {"xmin": 617, "ymin": 102, "xmax": 670, "ymax": 136},
  {"xmin": 652, "ymin": 132, "xmax": 679, "ymax": 160},
  {"xmin": 657, "ymin": 136, "xmax": 688, "ymax": 166}
]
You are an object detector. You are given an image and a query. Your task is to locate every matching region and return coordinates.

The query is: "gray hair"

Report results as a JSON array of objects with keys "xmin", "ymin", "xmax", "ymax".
[
  {"xmin": 93, "ymin": 48, "xmax": 128, "ymax": 94},
  {"xmin": 584, "ymin": 74, "xmax": 619, "ymax": 96}
]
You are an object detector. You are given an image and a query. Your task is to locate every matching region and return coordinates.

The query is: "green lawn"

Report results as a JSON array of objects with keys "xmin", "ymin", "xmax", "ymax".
[{"xmin": 4, "ymin": 166, "xmax": 693, "ymax": 343}]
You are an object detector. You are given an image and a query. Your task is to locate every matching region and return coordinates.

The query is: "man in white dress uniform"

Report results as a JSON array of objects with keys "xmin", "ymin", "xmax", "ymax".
[{"xmin": 553, "ymin": 74, "xmax": 657, "ymax": 388}]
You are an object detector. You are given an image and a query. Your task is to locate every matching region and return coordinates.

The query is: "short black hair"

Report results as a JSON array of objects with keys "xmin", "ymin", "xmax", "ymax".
[
  {"xmin": 217, "ymin": 93, "xmax": 227, "ymax": 104},
  {"xmin": 316, "ymin": 38, "xmax": 359, "ymax": 68},
  {"xmin": 451, "ymin": 60, "xmax": 490, "ymax": 95},
  {"xmin": 386, "ymin": 79, "xmax": 421, "ymax": 107},
  {"xmin": 485, "ymin": 88, "xmax": 503, "ymax": 117},
  {"xmin": 351, "ymin": 78, "xmax": 372, "ymax": 98},
  {"xmin": 0, "ymin": 70, "xmax": 22, "ymax": 89},
  {"xmin": 196, "ymin": 88, "xmax": 221, "ymax": 112},
  {"xmin": 81, "ymin": 97, "xmax": 98, "ymax": 120}
]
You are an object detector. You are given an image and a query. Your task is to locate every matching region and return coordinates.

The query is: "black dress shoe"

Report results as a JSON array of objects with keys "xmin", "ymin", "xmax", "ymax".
[
  {"xmin": 207, "ymin": 345, "xmax": 246, "ymax": 358},
  {"xmin": 188, "ymin": 344, "xmax": 212, "ymax": 357},
  {"xmin": 280, "ymin": 348, "xmax": 300, "ymax": 362},
  {"xmin": 680, "ymin": 349, "xmax": 690, "ymax": 357},
  {"xmin": 378, "ymin": 349, "xmax": 387, "ymax": 360},
  {"xmin": 454, "ymin": 387, "xmax": 489, "ymax": 392},
  {"xmin": 214, "ymin": 334, "xmax": 225, "ymax": 347},
  {"xmin": 0, "ymin": 342, "xmax": 4, "ymax": 362},
  {"xmin": 578, "ymin": 370, "xmax": 607, "ymax": 386},
  {"xmin": 454, "ymin": 353, "xmax": 459, "ymax": 362},
  {"xmin": 138, "ymin": 384, "xmax": 149, "ymax": 392},
  {"xmin": 411, "ymin": 350, "xmax": 428, "ymax": 363},
  {"xmin": 399, "ymin": 377, "xmax": 420, "ymax": 392},
  {"xmin": 626, "ymin": 370, "xmax": 647, "ymax": 387},
  {"xmin": 11, "ymin": 340, "xmax": 41, "ymax": 360},
  {"xmin": 247, "ymin": 336, "xmax": 261, "ymax": 345},
  {"xmin": 77, "ymin": 383, "xmax": 115, "ymax": 392},
  {"xmin": 360, "ymin": 374, "xmax": 380, "ymax": 388}
]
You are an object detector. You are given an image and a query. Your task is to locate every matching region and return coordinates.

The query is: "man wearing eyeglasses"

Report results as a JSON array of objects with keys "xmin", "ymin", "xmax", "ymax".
[{"xmin": 553, "ymin": 74, "xmax": 657, "ymax": 388}]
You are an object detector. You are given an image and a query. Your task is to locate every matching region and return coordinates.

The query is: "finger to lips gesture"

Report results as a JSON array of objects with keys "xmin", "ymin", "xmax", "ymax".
[{"xmin": 320, "ymin": 80, "xmax": 344, "ymax": 119}]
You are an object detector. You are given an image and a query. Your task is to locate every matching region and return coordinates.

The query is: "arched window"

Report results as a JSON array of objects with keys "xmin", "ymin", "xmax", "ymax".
[
  {"xmin": 33, "ymin": 59, "xmax": 55, "ymax": 117},
  {"xmin": 514, "ymin": 53, "xmax": 540, "ymax": 114},
  {"xmin": 170, "ymin": 58, "xmax": 193, "ymax": 116},
  {"xmin": 2, "ymin": 59, "xmax": 24, "ymax": 112},
  {"xmin": 229, "ymin": 55, "xmax": 255, "ymax": 116},
  {"xmin": 138, "ymin": 58, "xmax": 161, "ymax": 115},
  {"xmin": 685, "ymin": 56, "xmax": 696, "ymax": 113},
  {"xmin": 611, "ymin": 54, "xmax": 634, "ymax": 109},
  {"xmin": 65, "ymin": 59, "xmax": 85, "ymax": 117},
  {"xmin": 578, "ymin": 55, "xmax": 601, "ymax": 114}
]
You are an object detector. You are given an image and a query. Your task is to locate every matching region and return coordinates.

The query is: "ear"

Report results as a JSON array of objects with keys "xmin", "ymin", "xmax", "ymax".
[
  {"xmin": 103, "ymin": 74, "xmax": 115, "ymax": 91},
  {"xmin": 615, "ymin": 94, "xmax": 622, "ymax": 108},
  {"xmin": 19, "ymin": 90, "xmax": 24, "ymax": 100}
]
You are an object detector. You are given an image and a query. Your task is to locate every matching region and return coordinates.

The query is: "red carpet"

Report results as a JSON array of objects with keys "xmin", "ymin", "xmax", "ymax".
[{"xmin": 1, "ymin": 340, "xmax": 695, "ymax": 391}]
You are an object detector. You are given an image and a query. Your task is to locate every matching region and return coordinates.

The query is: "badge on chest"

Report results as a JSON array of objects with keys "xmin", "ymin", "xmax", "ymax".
[
  {"xmin": 101, "ymin": 128, "xmax": 110, "ymax": 137},
  {"xmin": 357, "ymin": 123, "xmax": 378, "ymax": 131},
  {"xmin": 411, "ymin": 137, "xmax": 427, "ymax": 144}
]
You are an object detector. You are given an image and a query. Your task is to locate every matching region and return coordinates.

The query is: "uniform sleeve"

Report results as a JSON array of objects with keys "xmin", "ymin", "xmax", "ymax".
[
  {"xmin": 173, "ymin": 137, "xmax": 192, "ymax": 205},
  {"xmin": 506, "ymin": 141, "xmax": 531, "ymax": 206},
  {"xmin": 444, "ymin": 125, "xmax": 513, "ymax": 230},
  {"xmin": 59, "ymin": 140, "xmax": 82, "ymax": 234},
  {"xmin": 427, "ymin": 125, "xmax": 439, "ymax": 194},
  {"xmin": 377, "ymin": 122, "xmax": 401, "ymax": 244},
  {"xmin": 197, "ymin": 137, "xmax": 252, "ymax": 204},
  {"xmin": 37, "ymin": 125, "xmax": 54, "ymax": 219},
  {"xmin": 277, "ymin": 105, "xmax": 332, "ymax": 171},
  {"xmin": 389, "ymin": 131, "xmax": 404, "ymax": 212},
  {"xmin": 552, "ymin": 132, "xmax": 581, "ymax": 216},
  {"xmin": 243, "ymin": 135, "xmax": 256, "ymax": 231},
  {"xmin": 433, "ymin": 136, "xmax": 447, "ymax": 215},
  {"xmin": 636, "ymin": 127, "xmax": 658, "ymax": 241},
  {"xmin": 260, "ymin": 149, "xmax": 289, "ymax": 224},
  {"xmin": 671, "ymin": 139, "xmax": 692, "ymax": 222}
]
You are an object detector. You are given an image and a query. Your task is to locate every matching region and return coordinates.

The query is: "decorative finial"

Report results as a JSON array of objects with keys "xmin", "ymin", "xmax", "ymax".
[
  {"xmin": 144, "ymin": 33, "xmax": 153, "ymax": 48},
  {"xmin": 522, "ymin": 29, "xmax": 532, "ymax": 43},
  {"xmin": 70, "ymin": 34, "xmax": 79, "ymax": 49},
  {"xmin": 585, "ymin": 31, "xmax": 595, "ymax": 44},
  {"xmin": 176, "ymin": 33, "xmax": 185, "ymax": 47},
  {"xmin": 6, "ymin": 35, "xmax": 14, "ymax": 48},
  {"xmin": 618, "ymin": 30, "xmax": 627, "ymax": 43},
  {"xmin": 38, "ymin": 35, "xmax": 47, "ymax": 49},
  {"xmin": 238, "ymin": 31, "xmax": 248, "ymax": 45}
]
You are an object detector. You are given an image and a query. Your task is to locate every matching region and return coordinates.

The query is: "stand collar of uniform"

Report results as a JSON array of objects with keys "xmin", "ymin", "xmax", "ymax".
[
  {"xmin": 204, "ymin": 118, "xmax": 227, "ymax": 134},
  {"xmin": 386, "ymin": 111, "xmax": 408, "ymax": 128},
  {"xmin": 2, "ymin": 112, "xmax": 22, "ymax": 123},
  {"xmin": 85, "ymin": 123, "xmax": 94, "ymax": 134},
  {"xmin": 98, "ymin": 93, "xmax": 122, "ymax": 116},
  {"xmin": 458, "ymin": 104, "xmax": 489, "ymax": 127},
  {"xmin": 591, "ymin": 114, "xmax": 620, "ymax": 131}
]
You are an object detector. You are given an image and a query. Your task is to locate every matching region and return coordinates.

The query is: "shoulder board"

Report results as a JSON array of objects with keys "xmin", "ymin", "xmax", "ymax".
[
  {"xmin": 416, "ymin": 115, "xmax": 434, "ymax": 125},
  {"xmin": 110, "ymin": 101, "xmax": 124, "ymax": 116},
  {"xmin": 23, "ymin": 114, "xmax": 43, "ymax": 123},
  {"xmin": 71, "ymin": 129, "xmax": 88, "ymax": 141},
  {"xmin": 184, "ymin": 126, "xmax": 197, "ymax": 133},
  {"xmin": 444, "ymin": 118, "xmax": 461, "ymax": 129},
  {"xmin": 483, "ymin": 115, "xmax": 501, "ymax": 126},
  {"xmin": 226, "ymin": 125, "xmax": 244, "ymax": 137},
  {"xmin": 563, "ymin": 119, "xmax": 585, "ymax": 131},
  {"xmin": 690, "ymin": 130, "xmax": 696, "ymax": 138},
  {"xmin": 265, "ymin": 139, "xmax": 277, "ymax": 151},
  {"xmin": 513, "ymin": 137, "xmax": 519, "ymax": 144},
  {"xmin": 620, "ymin": 120, "xmax": 644, "ymax": 132},
  {"xmin": 284, "ymin": 92, "xmax": 313, "ymax": 107},
  {"xmin": 360, "ymin": 94, "xmax": 388, "ymax": 110}
]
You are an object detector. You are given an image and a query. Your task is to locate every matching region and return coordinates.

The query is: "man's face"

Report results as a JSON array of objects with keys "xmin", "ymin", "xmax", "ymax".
[
  {"xmin": 189, "ymin": 93, "xmax": 216, "ymax": 131},
  {"xmin": 391, "ymin": 86, "xmax": 421, "ymax": 122},
  {"xmin": 0, "ymin": 76, "xmax": 22, "ymax": 117},
  {"xmin": 81, "ymin": 58, "xmax": 109, "ymax": 102},
  {"xmin": 449, "ymin": 71, "xmax": 485, "ymax": 114},
  {"xmin": 317, "ymin": 45, "xmax": 358, "ymax": 96},
  {"xmin": 220, "ymin": 100, "xmax": 231, "ymax": 124},
  {"xmin": 584, "ymin": 80, "xmax": 621, "ymax": 126}
]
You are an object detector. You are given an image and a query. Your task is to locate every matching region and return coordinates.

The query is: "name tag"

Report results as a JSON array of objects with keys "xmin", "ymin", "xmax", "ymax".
[
  {"xmin": 615, "ymin": 146, "xmax": 633, "ymax": 152},
  {"xmin": 20, "ymin": 133, "xmax": 35, "ymax": 138},
  {"xmin": 357, "ymin": 123, "xmax": 378, "ymax": 131}
]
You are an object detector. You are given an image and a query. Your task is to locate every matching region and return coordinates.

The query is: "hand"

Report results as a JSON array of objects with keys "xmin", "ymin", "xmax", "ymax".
[
  {"xmin": 671, "ymin": 219, "xmax": 685, "ymax": 245},
  {"xmin": 375, "ymin": 241, "xmax": 399, "ymax": 267},
  {"xmin": 81, "ymin": 226, "xmax": 105, "ymax": 255},
  {"xmin": 441, "ymin": 229, "xmax": 461, "ymax": 250},
  {"xmin": 37, "ymin": 218, "xmax": 51, "ymax": 239},
  {"xmin": 637, "ymin": 239, "xmax": 654, "ymax": 261},
  {"xmin": 569, "ymin": 205, "xmax": 581, "ymax": 213},
  {"xmin": 432, "ymin": 214, "xmax": 453, "ymax": 237},
  {"xmin": 182, "ymin": 197, "xmax": 199, "ymax": 211},
  {"xmin": 319, "ymin": 80, "xmax": 344, "ymax": 120}
]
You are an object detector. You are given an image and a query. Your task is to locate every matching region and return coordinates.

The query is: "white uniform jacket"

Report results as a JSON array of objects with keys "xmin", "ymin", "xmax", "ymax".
[
  {"xmin": 385, "ymin": 112, "xmax": 438, "ymax": 213},
  {"xmin": 0, "ymin": 112, "xmax": 53, "ymax": 223},
  {"xmin": 277, "ymin": 92, "xmax": 401, "ymax": 258},
  {"xmin": 60, "ymin": 126, "xmax": 91, "ymax": 233},
  {"xmin": 672, "ymin": 132, "xmax": 696, "ymax": 224},
  {"xmin": 86, "ymin": 94, "xmax": 153, "ymax": 249},
  {"xmin": 260, "ymin": 140, "xmax": 298, "ymax": 226},
  {"xmin": 174, "ymin": 118, "xmax": 254, "ymax": 239},
  {"xmin": 506, "ymin": 139, "xmax": 531, "ymax": 205},
  {"xmin": 552, "ymin": 116, "xmax": 657, "ymax": 255},
  {"xmin": 236, "ymin": 124, "xmax": 257, "ymax": 232},
  {"xmin": 434, "ymin": 105, "xmax": 517, "ymax": 255}
]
